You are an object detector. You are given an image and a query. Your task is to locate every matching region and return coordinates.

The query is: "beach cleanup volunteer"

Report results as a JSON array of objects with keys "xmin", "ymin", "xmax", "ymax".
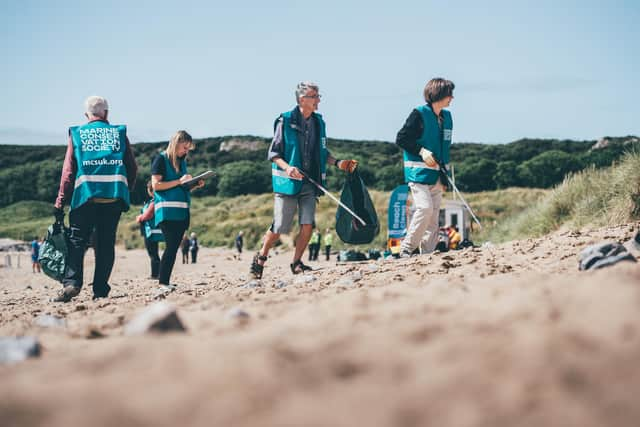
[
  {"xmin": 136, "ymin": 181, "xmax": 163, "ymax": 279},
  {"xmin": 151, "ymin": 130, "xmax": 204, "ymax": 288},
  {"xmin": 250, "ymin": 81, "xmax": 358, "ymax": 278},
  {"xmin": 53, "ymin": 96, "xmax": 137, "ymax": 302},
  {"xmin": 324, "ymin": 228, "xmax": 333, "ymax": 260},
  {"xmin": 396, "ymin": 78, "xmax": 454, "ymax": 257}
]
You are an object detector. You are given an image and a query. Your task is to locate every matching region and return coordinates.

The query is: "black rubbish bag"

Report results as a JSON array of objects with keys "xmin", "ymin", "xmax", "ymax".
[
  {"xmin": 38, "ymin": 223, "xmax": 69, "ymax": 283},
  {"xmin": 335, "ymin": 170, "xmax": 379, "ymax": 244}
]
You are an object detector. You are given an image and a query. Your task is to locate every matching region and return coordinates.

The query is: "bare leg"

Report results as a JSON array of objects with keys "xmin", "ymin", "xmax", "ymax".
[
  {"xmin": 293, "ymin": 224, "xmax": 313, "ymax": 262},
  {"xmin": 257, "ymin": 230, "xmax": 281, "ymax": 266}
]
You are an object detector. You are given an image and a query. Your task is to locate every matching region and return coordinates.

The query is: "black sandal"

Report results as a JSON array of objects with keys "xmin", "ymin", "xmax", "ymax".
[
  {"xmin": 290, "ymin": 259, "xmax": 313, "ymax": 275},
  {"xmin": 250, "ymin": 253, "xmax": 268, "ymax": 279}
]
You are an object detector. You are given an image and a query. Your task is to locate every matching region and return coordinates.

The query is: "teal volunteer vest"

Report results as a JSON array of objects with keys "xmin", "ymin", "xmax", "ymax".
[
  {"xmin": 271, "ymin": 109, "xmax": 328, "ymax": 195},
  {"xmin": 153, "ymin": 152, "xmax": 190, "ymax": 224},
  {"xmin": 69, "ymin": 121, "xmax": 130, "ymax": 210},
  {"xmin": 402, "ymin": 104, "xmax": 453, "ymax": 184},
  {"xmin": 141, "ymin": 201, "xmax": 164, "ymax": 242}
]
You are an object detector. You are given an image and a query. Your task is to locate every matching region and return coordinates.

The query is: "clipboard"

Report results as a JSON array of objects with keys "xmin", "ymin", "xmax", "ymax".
[{"xmin": 181, "ymin": 170, "xmax": 215, "ymax": 189}]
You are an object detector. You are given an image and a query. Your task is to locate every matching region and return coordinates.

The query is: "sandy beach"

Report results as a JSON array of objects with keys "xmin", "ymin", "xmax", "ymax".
[{"xmin": 1, "ymin": 223, "xmax": 639, "ymax": 427}]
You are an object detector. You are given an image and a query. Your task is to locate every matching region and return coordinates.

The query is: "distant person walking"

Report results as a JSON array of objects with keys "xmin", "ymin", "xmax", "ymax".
[
  {"xmin": 152, "ymin": 131, "xmax": 204, "ymax": 287},
  {"xmin": 235, "ymin": 231, "xmax": 244, "ymax": 257},
  {"xmin": 53, "ymin": 95, "xmax": 138, "ymax": 302},
  {"xmin": 308, "ymin": 228, "xmax": 321, "ymax": 261},
  {"xmin": 181, "ymin": 235, "xmax": 190, "ymax": 264},
  {"xmin": 396, "ymin": 78, "xmax": 454, "ymax": 257},
  {"xmin": 250, "ymin": 81, "xmax": 358, "ymax": 278},
  {"xmin": 189, "ymin": 232, "xmax": 199, "ymax": 264},
  {"xmin": 31, "ymin": 236, "xmax": 41, "ymax": 273},
  {"xmin": 323, "ymin": 228, "xmax": 333, "ymax": 261},
  {"xmin": 136, "ymin": 181, "xmax": 162, "ymax": 279}
]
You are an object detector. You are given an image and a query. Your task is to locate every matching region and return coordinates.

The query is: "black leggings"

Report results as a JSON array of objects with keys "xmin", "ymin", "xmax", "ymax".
[
  {"xmin": 144, "ymin": 237, "xmax": 160, "ymax": 278},
  {"xmin": 158, "ymin": 220, "xmax": 189, "ymax": 285}
]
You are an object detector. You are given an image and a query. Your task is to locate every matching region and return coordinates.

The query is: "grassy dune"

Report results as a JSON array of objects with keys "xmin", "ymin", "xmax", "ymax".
[{"xmin": 481, "ymin": 150, "xmax": 640, "ymax": 242}]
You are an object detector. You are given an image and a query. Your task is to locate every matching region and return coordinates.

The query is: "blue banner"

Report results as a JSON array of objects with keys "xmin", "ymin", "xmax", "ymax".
[{"xmin": 387, "ymin": 184, "xmax": 409, "ymax": 238}]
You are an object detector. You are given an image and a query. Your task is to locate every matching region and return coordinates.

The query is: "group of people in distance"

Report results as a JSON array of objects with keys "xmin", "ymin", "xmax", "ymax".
[
  {"xmin": 308, "ymin": 228, "xmax": 333, "ymax": 262},
  {"xmin": 50, "ymin": 77, "xmax": 455, "ymax": 302}
]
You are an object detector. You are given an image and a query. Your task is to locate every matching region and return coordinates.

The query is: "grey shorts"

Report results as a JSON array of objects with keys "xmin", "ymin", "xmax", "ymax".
[{"xmin": 271, "ymin": 182, "xmax": 317, "ymax": 234}]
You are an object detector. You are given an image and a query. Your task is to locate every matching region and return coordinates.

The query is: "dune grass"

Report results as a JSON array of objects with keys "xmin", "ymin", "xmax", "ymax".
[{"xmin": 481, "ymin": 150, "xmax": 640, "ymax": 243}]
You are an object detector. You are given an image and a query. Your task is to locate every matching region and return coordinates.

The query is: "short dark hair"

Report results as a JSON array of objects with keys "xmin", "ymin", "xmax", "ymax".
[{"xmin": 423, "ymin": 78, "xmax": 455, "ymax": 103}]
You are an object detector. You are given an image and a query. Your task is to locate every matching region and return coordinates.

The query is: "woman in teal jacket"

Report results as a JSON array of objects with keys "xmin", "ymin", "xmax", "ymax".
[{"xmin": 151, "ymin": 131, "xmax": 204, "ymax": 287}]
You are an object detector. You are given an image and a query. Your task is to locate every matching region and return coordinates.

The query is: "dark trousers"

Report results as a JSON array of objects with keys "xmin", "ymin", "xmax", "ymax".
[
  {"xmin": 144, "ymin": 237, "xmax": 160, "ymax": 278},
  {"xmin": 190, "ymin": 249, "xmax": 198, "ymax": 264},
  {"xmin": 325, "ymin": 245, "xmax": 331, "ymax": 261},
  {"xmin": 159, "ymin": 220, "xmax": 188, "ymax": 285},
  {"xmin": 63, "ymin": 201, "xmax": 122, "ymax": 297},
  {"xmin": 308, "ymin": 243, "xmax": 320, "ymax": 261},
  {"xmin": 182, "ymin": 250, "xmax": 189, "ymax": 264}
]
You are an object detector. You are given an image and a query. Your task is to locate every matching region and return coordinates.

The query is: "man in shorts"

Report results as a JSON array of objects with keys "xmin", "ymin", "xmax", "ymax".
[{"xmin": 250, "ymin": 81, "xmax": 357, "ymax": 278}]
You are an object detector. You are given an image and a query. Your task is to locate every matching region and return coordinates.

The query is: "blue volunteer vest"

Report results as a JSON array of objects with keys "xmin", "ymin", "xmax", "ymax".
[
  {"xmin": 69, "ymin": 121, "xmax": 130, "ymax": 210},
  {"xmin": 141, "ymin": 201, "xmax": 164, "ymax": 242},
  {"xmin": 153, "ymin": 152, "xmax": 190, "ymax": 224},
  {"xmin": 271, "ymin": 109, "xmax": 328, "ymax": 195},
  {"xmin": 403, "ymin": 104, "xmax": 453, "ymax": 184}
]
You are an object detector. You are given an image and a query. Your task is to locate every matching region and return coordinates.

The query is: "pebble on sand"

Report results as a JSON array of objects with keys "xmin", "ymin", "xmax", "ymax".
[
  {"xmin": 124, "ymin": 302, "xmax": 186, "ymax": 335},
  {"xmin": 0, "ymin": 336, "xmax": 41, "ymax": 364}
]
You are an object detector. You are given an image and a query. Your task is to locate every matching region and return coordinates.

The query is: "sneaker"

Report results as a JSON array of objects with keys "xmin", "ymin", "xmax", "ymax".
[{"xmin": 52, "ymin": 285, "xmax": 81, "ymax": 303}]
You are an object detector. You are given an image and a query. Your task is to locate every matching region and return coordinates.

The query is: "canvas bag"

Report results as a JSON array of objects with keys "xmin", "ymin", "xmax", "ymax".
[
  {"xmin": 335, "ymin": 170, "xmax": 379, "ymax": 244},
  {"xmin": 38, "ymin": 223, "xmax": 69, "ymax": 282}
]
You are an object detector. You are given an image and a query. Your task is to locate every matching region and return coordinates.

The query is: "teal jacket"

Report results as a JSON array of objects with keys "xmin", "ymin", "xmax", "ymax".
[
  {"xmin": 69, "ymin": 121, "xmax": 130, "ymax": 210},
  {"xmin": 153, "ymin": 152, "xmax": 190, "ymax": 224},
  {"xmin": 142, "ymin": 201, "xmax": 164, "ymax": 242},
  {"xmin": 271, "ymin": 108, "xmax": 328, "ymax": 195},
  {"xmin": 402, "ymin": 104, "xmax": 452, "ymax": 184}
]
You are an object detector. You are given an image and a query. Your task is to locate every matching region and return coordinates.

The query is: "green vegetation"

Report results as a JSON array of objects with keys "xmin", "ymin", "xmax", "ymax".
[
  {"xmin": 1, "ymin": 136, "xmax": 638, "ymax": 250},
  {"xmin": 482, "ymin": 151, "xmax": 640, "ymax": 243},
  {"xmin": 3, "ymin": 148, "xmax": 638, "ymax": 251},
  {"xmin": 0, "ymin": 200, "xmax": 54, "ymax": 241},
  {"xmin": 0, "ymin": 135, "xmax": 638, "ymax": 207},
  {"xmin": 0, "ymin": 186, "xmax": 550, "ymax": 251}
]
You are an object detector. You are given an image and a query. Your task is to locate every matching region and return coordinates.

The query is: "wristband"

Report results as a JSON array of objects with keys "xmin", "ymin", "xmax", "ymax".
[{"xmin": 334, "ymin": 158, "xmax": 340, "ymax": 167}]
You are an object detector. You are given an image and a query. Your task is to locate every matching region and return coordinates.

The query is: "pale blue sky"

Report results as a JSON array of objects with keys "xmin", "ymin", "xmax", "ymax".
[{"xmin": 1, "ymin": 0, "xmax": 638, "ymax": 145}]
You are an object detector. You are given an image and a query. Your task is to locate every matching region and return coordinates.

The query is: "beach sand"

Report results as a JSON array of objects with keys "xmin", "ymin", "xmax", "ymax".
[{"xmin": 1, "ymin": 224, "xmax": 639, "ymax": 427}]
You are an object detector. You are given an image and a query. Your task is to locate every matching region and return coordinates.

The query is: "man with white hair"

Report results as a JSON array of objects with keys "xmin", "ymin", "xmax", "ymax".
[
  {"xmin": 52, "ymin": 96, "xmax": 137, "ymax": 302},
  {"xmin": 250, "ymin": 82, "xmax": 358, "ymax": 278}
]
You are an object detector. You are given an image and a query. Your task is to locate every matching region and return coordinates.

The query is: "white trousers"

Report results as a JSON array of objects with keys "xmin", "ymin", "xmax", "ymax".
[{"xmin": 400, "ymin": 181, "xmax": 443, "ymax": 254}]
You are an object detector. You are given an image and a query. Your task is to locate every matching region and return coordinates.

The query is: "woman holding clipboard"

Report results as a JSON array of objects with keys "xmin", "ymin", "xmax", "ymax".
[{"xmin": 151, "ymin": 130, "xmax": 204, "ymax": 288}]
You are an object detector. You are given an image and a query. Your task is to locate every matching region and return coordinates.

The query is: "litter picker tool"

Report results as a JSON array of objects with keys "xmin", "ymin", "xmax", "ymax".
[
  {"xmin": 299, "ymin": 171, "xmax": 367, "ymax": 227},
  {"xmin": 439, "ymin": 164, "xmax": 483, "ymax": 229}
]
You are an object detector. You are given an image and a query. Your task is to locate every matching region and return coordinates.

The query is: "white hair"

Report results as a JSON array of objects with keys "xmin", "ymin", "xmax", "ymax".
[
  {"xmin": 295, "ymin": 81, "xmax": 319, "ymax": 103},
  {"xmin": 84, "ymin": 96, "xmax": 109, "ymax": 118}
]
